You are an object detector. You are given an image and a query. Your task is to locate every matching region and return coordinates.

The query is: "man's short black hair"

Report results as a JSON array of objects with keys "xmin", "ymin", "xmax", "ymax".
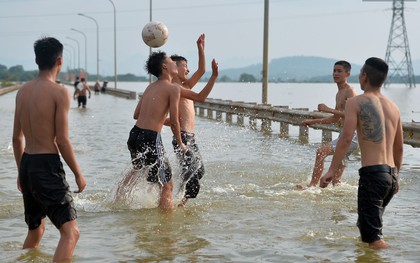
[
  {"xmin": 170, "ymin": 54, "xmax": 187, "ymax": 65},
  {"xmin": 362, "ymin": 57, "xmax": 388, "ymax": 87},
  {"xmin": 34, "ymin": 37, "xmax": 63, "ymax": 70},
  {"xmin": 334, "ymin": 60, "xmax": 351, "ymax": 72},
  {"xmin": 146, "ymin": 51, "xmax": 167, "ymax": 77}
]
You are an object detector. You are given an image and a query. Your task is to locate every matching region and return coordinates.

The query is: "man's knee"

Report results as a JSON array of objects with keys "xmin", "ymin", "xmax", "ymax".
[
  {"xmin": 316, "ymin": 147, "xmax": 327, "ymax": 158},
  {"xmin": 316, "ymin": 144, "xmax": 333, "ymax": 157},
  {"xmin": 60, "ymin": 220, "xmax": 80, "ymax": 242}
]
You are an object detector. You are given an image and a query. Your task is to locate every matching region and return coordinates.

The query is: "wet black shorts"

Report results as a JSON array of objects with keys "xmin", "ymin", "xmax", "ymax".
[
  {"xmin": 172, "ymin": 131, "xmax": 205, "ymax": 199},
  {"xmin": 19, "ymin": 153, "xmax": 77, "ymax": 230},
  {"xmin": 127, "ymin": 126, "xmax": 172, "ymax": 184},
  {"xmin": 77, "ymin": 95, "xmax": 87, "ymax": 107},
  {"xmin": 357, "ymin": 164, "xmax": 398, "ymax": 243}
]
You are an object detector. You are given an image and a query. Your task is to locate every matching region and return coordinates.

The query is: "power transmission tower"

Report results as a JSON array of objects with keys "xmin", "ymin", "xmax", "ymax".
[{"xmin": 384, "ymin": 0, "xmax": 416, "ymax": 87}]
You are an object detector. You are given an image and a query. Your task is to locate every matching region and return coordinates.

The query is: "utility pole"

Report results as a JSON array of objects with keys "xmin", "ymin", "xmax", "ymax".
[{"xmin": 262, "ymin": 0, "xmax": 269, "ymax": 103}]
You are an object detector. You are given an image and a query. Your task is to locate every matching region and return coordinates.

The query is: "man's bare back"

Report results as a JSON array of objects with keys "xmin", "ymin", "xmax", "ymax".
[
  {"xmin": 15, "ymin": 79, "xmax": 69, "ymax": 154},
  {"xmin": 347, "ymin": 93, "xmax": 402, "ymax": 168}
]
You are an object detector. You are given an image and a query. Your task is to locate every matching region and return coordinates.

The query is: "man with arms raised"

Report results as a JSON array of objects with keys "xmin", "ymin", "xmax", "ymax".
[
  {"xmin": 127, "ymin": 51, "xmax": 218, "ymax": 210},
  {"xmin": 12, "ymin": 37, "xmax": 86, "ymax": 262},
  {"xmin": 170, "ymin": 34, "xmax": 219, "ymax": 206},
  {"xmin": 320, "ymin": 57, "xmax": 403, "ymax": 249}
]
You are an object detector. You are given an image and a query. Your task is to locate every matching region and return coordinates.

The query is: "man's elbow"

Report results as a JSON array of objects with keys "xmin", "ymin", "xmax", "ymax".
[
  {"xmin": 170, "ymin": 120, "xmax": 180, "ymax": 129},
  {"xmin": 188, "ymin": 93, "xmax": 205, "ymax": 103},
  {"xmin": 340, "ymin": 136, "xmax": 353, "ymax": 148},
  {"xmin": 197, "ymin": 69, "xmax": 205, "ymax": 77},
  {"xmin": 12, "ymin": 136, "xmax": 22, "ymax": 148},
  {"xmin": 56, "ymin": 136, "xmax": 70, "ymax": 150},
  {"xmin": 196, "ymin": 96, "xmax": 206, "ymax": 103},
  {"xmin": 395, "ymin": 144, "xmax": 404, "ymax": 157}
]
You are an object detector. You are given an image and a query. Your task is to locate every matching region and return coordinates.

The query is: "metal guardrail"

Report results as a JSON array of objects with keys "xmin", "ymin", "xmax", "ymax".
[
  {"xmin": 194, "ymin": 98, "xmax": 420, "ymax": 148},
  {"xmin": 104, "ymin": 87, "xmax": 136, "ymax": 100},
  {"xmin": 1, "ymin": 84, "xmax": 136, "ymax": 100},
  {"xmin": 0, "ymin": 85, "xmax": 20, "ymax": 96}
]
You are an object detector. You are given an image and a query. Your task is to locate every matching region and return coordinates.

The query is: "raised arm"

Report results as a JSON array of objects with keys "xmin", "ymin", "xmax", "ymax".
[
  {"xmin": 181, "ymin": 58, "xmax": 218, "ymax": 102},
  {"xmin": 185, "ymin": 34, "xmax": 206, "ymax": 89}
]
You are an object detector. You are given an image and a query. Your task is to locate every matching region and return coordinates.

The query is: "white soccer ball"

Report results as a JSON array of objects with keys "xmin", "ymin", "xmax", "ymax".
[{"xmin": 141, "ymin": 21, "xmax": 169, "ymax": 48}]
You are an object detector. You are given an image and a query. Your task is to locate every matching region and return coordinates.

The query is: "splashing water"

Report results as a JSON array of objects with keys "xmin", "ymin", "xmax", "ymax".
[{"xmin": 112, "ymin": 166, "xmax": 161, "ymax": 209}]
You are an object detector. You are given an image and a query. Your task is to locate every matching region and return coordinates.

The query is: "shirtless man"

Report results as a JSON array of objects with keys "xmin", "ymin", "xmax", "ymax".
[
  {"xmin": 170, "ymin": 34, "xmax": 214, "ymax": 206},
  {"xmin": 298, "ymin": 61, "xmax": 358, "ymax": 188},
  {"xmin": 320, "ymin": 57, "xmax": 403, "ymax": 249},
  {"xmin": 127, "ymin": 51, "xmax": 218, "ymax": 210},
  {"xmin": 12, "ymin": 37, "xmax": 86, "ymax": 262},
  {"xmin": 74, "ymin": 77, "xmax": 91, "ymax": 108}
]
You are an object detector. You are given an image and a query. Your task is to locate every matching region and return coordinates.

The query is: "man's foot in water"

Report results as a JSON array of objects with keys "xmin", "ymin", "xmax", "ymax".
[{"xmin": 178, "ymin": 198, "xmax": 189, "ymax": 207}]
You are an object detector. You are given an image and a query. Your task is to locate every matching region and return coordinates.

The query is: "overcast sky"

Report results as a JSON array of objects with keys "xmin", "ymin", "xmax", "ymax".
[{"xmin": 0, "ymin": 0, "xmax": 419, "ymax": 76}]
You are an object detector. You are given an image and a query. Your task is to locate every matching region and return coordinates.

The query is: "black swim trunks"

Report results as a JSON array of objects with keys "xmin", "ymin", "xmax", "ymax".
[
  {"xmin": 19, "ymin": 153, "xmax": 77, "ymax": 230},
  {"xmin": 172, "ymin": 131, "xmax": 205, "ymax": 199},
  {"xmin": 77, "ymin": 95, "xmax": 87, "ymax": 108},
  {"xmin": 357, "ymin": 164, "xmax": 398, "ymax": 243},
  {"xmin": 127, "ymin": 125, "xmax": 172, "ymax": 185}
]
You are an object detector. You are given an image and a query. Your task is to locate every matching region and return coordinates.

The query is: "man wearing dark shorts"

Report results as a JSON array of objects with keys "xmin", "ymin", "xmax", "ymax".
[
  {"xmin": 172, "ymin": 131, "xmax": 205, "ymax": 199},
  {"xmin": 20, "ymin": 153, "xmax": 77, "ymax": 230},
  {"xmin": 320, "ymin": 57, "xmax": 403, "ymax": 249},
  {"xmin": 357, "ymin": 165, "xmax": 398, "ymax": 243},
  {"xmin": 12, "ymin": 37, "xmax": 86, "ymax": 262},
  {"xmin": 127, "ymin": 126, "xmax": 172, "ymax": 185},
  {"xmin": 126, "ymin": 51, "xmax": 217, "ymax": 209},
  {"xmin": 169, "ymin": 36, "xmax": 219, "ymax": 206}
]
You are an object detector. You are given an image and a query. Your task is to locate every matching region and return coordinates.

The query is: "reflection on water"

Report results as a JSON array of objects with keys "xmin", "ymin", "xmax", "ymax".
[{"xmin": 0, "ymin": 83, "xmax": 419, "ymax": 262}]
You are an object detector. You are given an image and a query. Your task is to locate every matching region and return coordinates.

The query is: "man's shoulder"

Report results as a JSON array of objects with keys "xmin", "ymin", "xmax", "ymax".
[
  {"xmin": 181, "ymin": 79, "xmax": 193, "ymax": 89},
  {"xmin": 47, "ymin": 82, "xmax": 69, "ymax": 99},
  {"xmin": 145, "ymin": 81, "xmax": 179, "ymax": 97}
]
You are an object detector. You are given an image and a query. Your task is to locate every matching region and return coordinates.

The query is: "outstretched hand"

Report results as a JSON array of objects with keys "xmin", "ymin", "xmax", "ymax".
[
  {"xmin": 211, "ymin": 59, "xmax": 219, "ymax": 77},
  {"xmin": 197, "ymin": 34, "xmax": 205, "ymax": 51}
]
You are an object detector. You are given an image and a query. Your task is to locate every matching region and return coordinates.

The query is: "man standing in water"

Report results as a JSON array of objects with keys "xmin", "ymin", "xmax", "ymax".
[
  {"xmin": 170, "ymin": 34, "xmax": 217, "ymax": 207},
  {"xmin": 298, "ymin": 61, "xmax": 358, "ymax": 189},
  {"xmin": 74, "ymin": 77, "xmax": 91, "ymax": 108},
  {"xmin": 320, "ymin": 57, "xmax": 403, "ymax": 249},
  {"xmin": 12, "ymin": 37, "xmax": 86, "ymax": 262},
  {"xmin": 126, "ymin": 51, "xmax": 218, "ymax": 210}
]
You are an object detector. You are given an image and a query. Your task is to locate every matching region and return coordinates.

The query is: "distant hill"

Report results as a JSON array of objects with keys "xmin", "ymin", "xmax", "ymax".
[{"xmin": 216, "ymin": 56, "xmax": 362, "ymax": 82}]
